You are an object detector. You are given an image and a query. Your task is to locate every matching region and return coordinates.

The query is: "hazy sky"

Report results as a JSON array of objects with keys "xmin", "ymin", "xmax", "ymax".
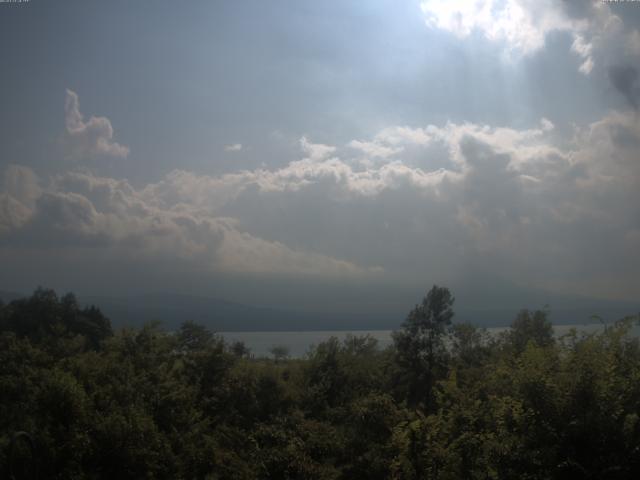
[{"xmin": 1, "ymin": 0, "xmax": 639, "ymax": 316}]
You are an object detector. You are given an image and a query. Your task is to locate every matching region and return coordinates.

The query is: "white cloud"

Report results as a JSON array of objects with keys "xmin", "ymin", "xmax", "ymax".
[
  {"xmin": 64, "ymin": 89, "xmax": 129, "ymax": 159},
  {"xmin": 374, "ymin": 126, "xmax": 435, "ymax": 146},
  {"xmin": 2, "ymin": 109, "xmax": 639, "ymax": 298},
  {"xmin": 571, "ymin": 34, "xmax": 594, "ymax": 74},
  {"xmin": 224, "ymin": 143, "xmax": 243, "ymax": 152},
  {"xmin": 126, "ymin": 119, "xmax": 568, "ymax": 208},
  {"xmin": 348, "ymin": 139, "xmax": 403, "ymax": 159},
  {"xmin": 420, "ymin": 0, "xmax": 576, "ymax": 55},
  {"xmin": 3, "ymin": 164, "xmax": 41, "ymax": 207},
  {"xmin": 300, "ymin": 136, "xmax": 336, "ymax": 161},
  {"xmin": 540, "ymin": 118, "xmax": 554, "ymax": 132},
  {"xmin": 420, "ymin": 0, "xmax": 640, "ymax": 76}
]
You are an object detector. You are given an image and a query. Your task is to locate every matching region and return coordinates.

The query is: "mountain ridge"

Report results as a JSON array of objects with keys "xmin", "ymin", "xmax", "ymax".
[{"xmin": 1, "ymin": 289, "xmax": 638, "ymax": 331}]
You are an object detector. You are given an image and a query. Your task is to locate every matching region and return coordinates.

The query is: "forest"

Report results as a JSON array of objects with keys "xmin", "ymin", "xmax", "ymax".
[{"xmin": 2, "ymin": 286, "xmax": 640, "ymax": 479}]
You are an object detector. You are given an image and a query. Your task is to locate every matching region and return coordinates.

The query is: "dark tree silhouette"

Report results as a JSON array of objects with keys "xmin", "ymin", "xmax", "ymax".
[
  {"xmin": 1, "ymin": 287, "xmax": 112, "ymax": 350},
  {"xmin": 509, "ymin": 308, "xmax": 554, "ymax": 353},
  {"xmin": 393, "ymin": 285, "xmax": 455, "ymax": 409}
]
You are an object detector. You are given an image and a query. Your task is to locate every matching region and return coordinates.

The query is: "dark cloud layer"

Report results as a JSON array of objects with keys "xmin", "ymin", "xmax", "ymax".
[{"xmin": 609, "ymin": 65, "xmax": 640, "ymax": 109}]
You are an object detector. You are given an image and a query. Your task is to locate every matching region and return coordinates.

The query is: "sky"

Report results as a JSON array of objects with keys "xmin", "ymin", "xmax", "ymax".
[{"xmin": 0, "ymin": 0, "xmax": 639, "ymax": 320}]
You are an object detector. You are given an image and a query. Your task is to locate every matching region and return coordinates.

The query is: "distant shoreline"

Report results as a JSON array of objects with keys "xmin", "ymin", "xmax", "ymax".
[{"xmin": 219, "ymin": 323, "xmax": 636, "ymax": 358}]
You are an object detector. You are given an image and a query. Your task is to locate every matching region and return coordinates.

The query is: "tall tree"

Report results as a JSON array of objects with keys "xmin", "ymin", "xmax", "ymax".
[
  {"xmin": 393, "ymin": 285, "xmax": 455, "ymax": 409},
  {"xmin": 508, "ymin": 308, "xmax": 554, "ymax": 353}
]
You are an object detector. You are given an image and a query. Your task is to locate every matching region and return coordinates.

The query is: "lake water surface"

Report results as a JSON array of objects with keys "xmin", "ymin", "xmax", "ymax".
[{"xmin": 220, "ymin": 323, "xmax": 632, "ymax": 358}]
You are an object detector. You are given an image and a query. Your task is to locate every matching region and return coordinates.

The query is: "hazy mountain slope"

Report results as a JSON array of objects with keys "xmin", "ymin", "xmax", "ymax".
[{"xmin": 1, "ymin": 289, "xmax": 638, "ymax": 331}]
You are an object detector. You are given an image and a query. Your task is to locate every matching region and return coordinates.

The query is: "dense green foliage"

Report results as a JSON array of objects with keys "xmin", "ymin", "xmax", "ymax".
[{"xmin": 1, "ymin": 286, "xmax": 640, "ymax": 479}]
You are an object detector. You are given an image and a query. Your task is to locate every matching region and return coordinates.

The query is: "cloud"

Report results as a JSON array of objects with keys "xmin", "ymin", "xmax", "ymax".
[
  {"xmin": 123, "ymin": 120, "xmax": 569, "ymax": 208},
  {"xmin": 2, "ymin": 164, "xmax": 41, "ymax": 207},
  {"xmin": 571, "ymin": 34, "xmax": 594, "ymax": 74},
  {"xmin": 420, "ymin": 0, "xmax": 640, "ymax": 76},
  {"xmin": 224, "ymin": 143, "xmax": 243, "ymax": 152},
  {"xmin": 216, "ymin": 224, "xmax": 380, "ymax": 277},
  {"xmin": 215, "ymin": 116, "xmax": 638, "ymax": 299},
  {"xmin": 0, "ymin": 167, "xmax": 378, "ymax": 278},
  {"xmin": 146, "ymin": 149, "xmax": 456, "ymax": 203},
  {"xmin": 63, "ymin": 89, "xmax": 129, "ymax": 160},
  {"xmin": 540, "ymin": 118, "xmax": 554, "ymax": 132},
  {"xmin": 0, "ymin": 165, "xmax": 40, "ymax": 235},
  {"xmin": 2, "ymin": 108, "xmax": 639, "ymax": 299},
  {"xmin": 608, "ymin": 65, "xmax": 639, "ymax": 109},
  {"xmin": 572, "ymin": 111, "xmax": 640, "ymax": 186},
  {"xmin": 628, "ymin": 30, "xmax": 640, "ymax": 56},
  {"xmin": 348, "ymin": 140, "xmax": 403, "ymax": 159},
  {"xmin": 300, "ymin": 136, "xmax": 336, "ymax": 162},
  {"xmin": 0, "ymin": 194, "xmax": 32, "ymax": 236},
  {"xmin": 420, "ymin": 0, "xmax": 578, "ymax": 54}
]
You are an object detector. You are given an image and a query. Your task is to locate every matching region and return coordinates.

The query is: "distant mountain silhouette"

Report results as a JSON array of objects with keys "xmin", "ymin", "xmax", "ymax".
[
  {"xmin": 0, "ymin": 290, "xmax": 25, "ymax": 303},
  {"xmin": 1, "ymin": 289, "xmax": 390, "ymax": 331},
  {"xmin": 79, "ymin": 292, "xmax": 396, "ymax": 331},
  {"xmin": 1, "ymin": 289, "xmax": 638, "ymax": 331}
]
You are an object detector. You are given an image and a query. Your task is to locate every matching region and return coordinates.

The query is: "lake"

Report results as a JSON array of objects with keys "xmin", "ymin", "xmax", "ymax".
[{"xmin": 219, "ymin": 323, "xmax": 629, "ymax": 358}]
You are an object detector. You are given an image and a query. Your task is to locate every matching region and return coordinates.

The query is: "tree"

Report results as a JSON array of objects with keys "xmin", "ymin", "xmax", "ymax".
[
  {"xmin": 269, "ymin": 345, "xmax": 290, "ymax": 363},
  {"xmin": 450, "ymin": 323, "xmax": 485, "ymax": 365},
  {"xmin": 0, "ymin": 288, "xmax": 112, "ymax": 351},
  {"xmin": 60, "ymin": 293, "xmax": 112, "ymax": 349},
  {"xmin": 177, "ymin": 321, "xmax": 214, "ymax": 352},
  {"xmin": 230, "ymin": 340, "xmax": 251, "ymax": 358},
  {"xmin": 508, "ymin": 308, "xmax": 554, "ymax": 353},
  {"xmin": 393, "ymin": 285, "xmax": 455, "ymax": 409}
]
